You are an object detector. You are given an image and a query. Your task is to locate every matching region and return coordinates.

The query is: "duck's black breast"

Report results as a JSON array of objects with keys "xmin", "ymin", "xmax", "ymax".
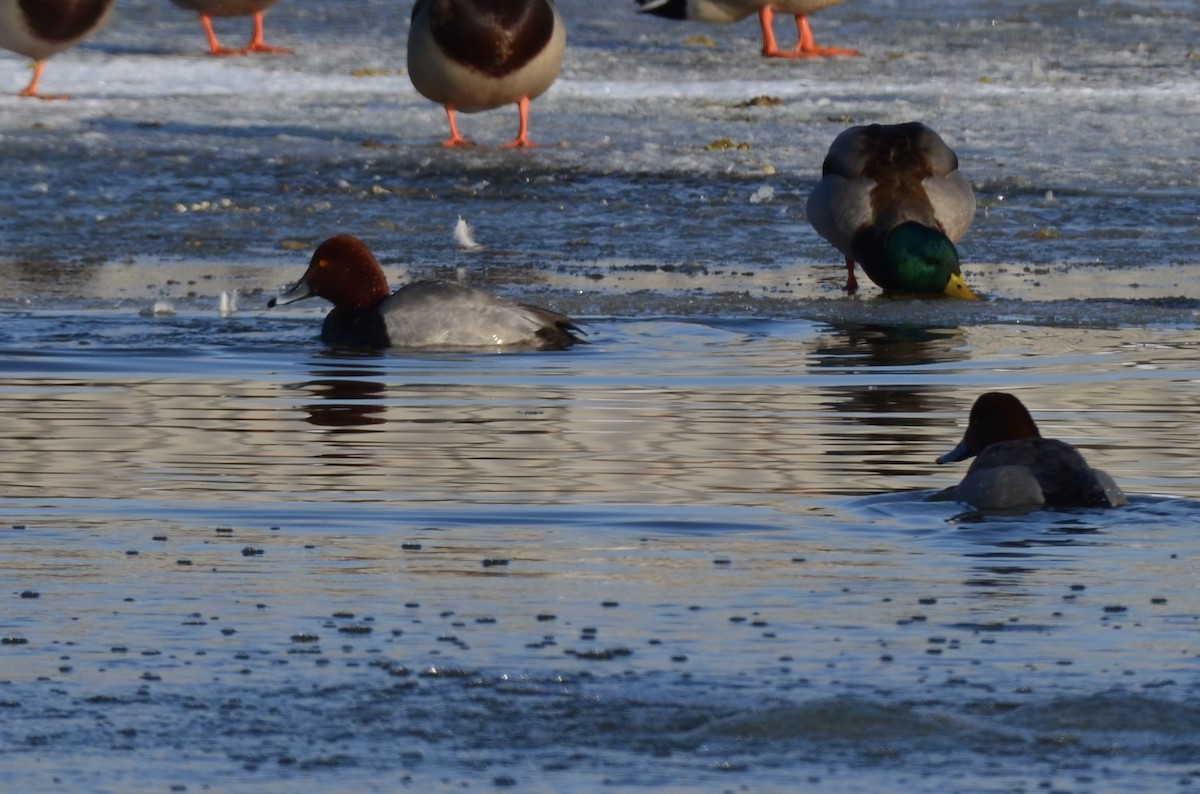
[
  {"xmin": 969, "ymin": 438, "xmax": 1112, "ymax": 508},
  {"xmin": 19, "ymin": 0, "xmax": 111, "ymax": 42},
  {"xmin": 320, "ymin": 306, "xmax": 391, "ymax": 349}
]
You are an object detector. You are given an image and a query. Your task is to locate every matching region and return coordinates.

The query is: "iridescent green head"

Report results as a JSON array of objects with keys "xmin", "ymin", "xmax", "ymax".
[{"xmin": 884, "ymin": 222, "xmax": 978, "ymax": 299}]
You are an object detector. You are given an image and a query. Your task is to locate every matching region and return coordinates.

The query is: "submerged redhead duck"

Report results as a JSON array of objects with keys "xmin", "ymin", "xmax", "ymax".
[
  {"xmin": 0, "ymin": 0, "xmax": 114, "ymax": 99},
  {"xmin": 807, "ymin": 122, "xmax": 978, "ymax": 298},
  {"xmin": 936, "ymin": 392, "xmax": 1126, "ymax": 511},
  {"xmin": 636, "ymin": 0, "xmax": 857, "ymax": 60},
  {"xmin": 407, "ymin": 0, "xmax": 565, "ymax": 148},
  {"xmin": 267, "ymin": 234, "xmax": 585, "ymax": 350}
]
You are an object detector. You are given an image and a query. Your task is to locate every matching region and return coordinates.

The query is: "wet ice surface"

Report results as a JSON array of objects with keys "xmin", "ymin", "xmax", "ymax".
[
  {"xmin": 1, "ymin": 0, "xmax": 1198, "ymax": 313},
  {"xmin": 2, "ymin": 0, "xmax": 1200, "ymax": 792}
]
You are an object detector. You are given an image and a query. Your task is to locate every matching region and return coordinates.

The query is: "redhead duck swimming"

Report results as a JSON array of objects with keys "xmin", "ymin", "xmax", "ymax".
[
  {"xmin": 0, "ymin": 0, "xmax": 114, "ymax": 99},
  {"xmin": 267, "ymin": 235, "xmax": 585, "ymax": 350},
  {"xmin": 807, "ymin": 122, "xmax": 978, "ymax": 298},
  {"xmin": 407, "ymin": 0, "xmax": 565, "ymax": 148},
  {"xmin": 936, "ymin": 392, "xmax": 1126, "ymax": 511},
  {"xmin": 169, "ymin": 0, "xmax": 291, "ymax": 56},
  {"xmin": 636, "ymin": 0, "xmax": 856, "ymax": 60}
]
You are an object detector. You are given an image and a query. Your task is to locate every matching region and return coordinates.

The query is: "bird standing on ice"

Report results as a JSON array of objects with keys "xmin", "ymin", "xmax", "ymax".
[
  {"xmin": 635, "ymin": 0, "xmax": 857, "ymax": 59},
  {"xmin": 0, "ymin": 0, "xmax": 114, "ymax": 99},
  {"xmin": 169, "ymin": 0, "xmax": 291, "ymax": 56},
  {"xmin": 407, "ymin": 0, "xmax": 566, "ymax": 148},
  {"xmin": 807, "ymin": 122, "xmax": 978, "ymax": 298}
]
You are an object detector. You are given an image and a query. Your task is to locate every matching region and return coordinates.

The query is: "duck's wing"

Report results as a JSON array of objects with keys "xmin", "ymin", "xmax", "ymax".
[
  {"xmin": 380, "ymin": 280, "xmax": 583, "ymax": 349},
  {"xmin": 807, "ymin": 125, "xmax": 876, "ymax": 256},
  {"xmin": 972, "ymin": 439, "xmax": 1119, "ymax": 509},
  {"xmin": 911, "ymin": 124, "xmax": 976, "ymax": 243},
  {"xmin": 810, "ymin": 123, "xmax": 975, "ymax": 245}
]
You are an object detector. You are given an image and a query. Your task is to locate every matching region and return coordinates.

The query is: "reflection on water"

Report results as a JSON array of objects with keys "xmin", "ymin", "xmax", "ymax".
[
  {"xmin": 1, "ymin": 314, "xmax": 1199, "ymax": 792},
  {"xmin": 293, "ymin": 370, "xmax": 390, "ymax": 430}
]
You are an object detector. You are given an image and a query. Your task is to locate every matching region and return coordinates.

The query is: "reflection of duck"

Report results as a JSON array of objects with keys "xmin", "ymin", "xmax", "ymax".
[
  {"xmin": 808, "ymin": 324, "xmax": 968, "ymax": 482},
  {"xmin": 299, "ymin": 377, "xmax": 389, "ymax": 430},
  {"xmin": 811, "ymin": 323, "xmax": 967, "ymax": 371},
  {"xmin": 268, "ymin": 235, "xmax": 585, "ymax": 350},
  {"xmin": 0, "ymin": 0, "xmax": 114, "ymax": 99},
  {"xmin": 407, "ymin": 0, "xmax": 565, "ymax": 148},
  {"xmin": 937, "ymin": 392, "xmax": 1127, "ymax": 511},
  {"xmin": 169, "ymin": 0, "xmax": 291, "ymax": 56},
  {"xmin": 636, "ymin": 0, "xmax": 856, "ymax": 59},
  {"xmin": 807, "ymin": 122, "xmax": 978, "ymax": 298}
]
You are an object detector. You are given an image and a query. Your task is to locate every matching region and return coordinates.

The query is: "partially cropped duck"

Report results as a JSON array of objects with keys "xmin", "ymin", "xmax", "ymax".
[
  {"xmin": 807, "ymin": 122, "xmax": 978, "ymax": 298},
  {"xmin": 636, "ymin": 0, "xmax": 856, "ymax": 60},
  {"xmin": 169, "ymin": 0, "xmax": 291, "ymax": 56},
  {"xmin": 0, "ymin": 0, "xmax": 114, "ymax": 99},
  {"xmin": 407, "ymin": 0, "xmax": 566, "ymax": 147},
  {"xmin": 268, "ymin": 235, "xmax": 585, "ymax": 350},
  {"xmin": 936, "ymin": 392, "xmax": 1127, "ymax": 512}
]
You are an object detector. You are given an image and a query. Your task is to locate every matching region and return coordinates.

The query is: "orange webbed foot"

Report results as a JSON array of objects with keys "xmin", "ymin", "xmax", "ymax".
[
  {"xmin": 20, "ymin": 91, "xmax": 70, "ymax": 100},
  {"xmin": 243, "ymin": 13, "xmax": 291, "ymax": 55},
  {"xmin": 763, "ymin": 47, "xmax": 818, "ymax": 59},
  {"xmin": 794, "ymin": 43, "xmax": 859, "ymax": 58},
  {"xmin": 17, "ymin": 63, "xmax": 68, "ymax": 99},
  {"xmin": 499, "ymin": 136, "xmax": 537, "ymax": 149},
  {"xmin": 438, "ymin": 106, "xmax": 476, "ymax": 147},
  {"xmin": 244, "ymin": 42, "xmax": 292, "ymax": 55},
  {"xmin": 791, "ymin": 15, "xmax": 858, "ymax": 58},
  {"xmin": 498, "ymin": 97, "xmax": 538, "ymax": 149}
]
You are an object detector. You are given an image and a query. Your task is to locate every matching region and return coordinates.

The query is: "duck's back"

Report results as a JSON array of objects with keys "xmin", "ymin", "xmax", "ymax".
[
  {"xmin": 808, "ymin": 122, "xmax": 975, "ymax": 251},
  {"xmin": 968, "ymin": 438, "xmax": 1121, "ymax": 508},
  {"xmin": 322, "ymin": 280, "xmax": 581, "ymax": 350}
]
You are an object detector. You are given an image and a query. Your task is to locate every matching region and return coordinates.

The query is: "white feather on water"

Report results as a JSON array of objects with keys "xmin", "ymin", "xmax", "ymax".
[{"xmin": 453, "ymin": 216, "xmax": 483, "ymax": 251}]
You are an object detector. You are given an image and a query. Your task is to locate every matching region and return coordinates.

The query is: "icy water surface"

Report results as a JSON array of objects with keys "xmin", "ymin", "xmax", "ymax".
[{"xmin": 2, "ymin": 0, "xmax": 1200, "ymax": 792}]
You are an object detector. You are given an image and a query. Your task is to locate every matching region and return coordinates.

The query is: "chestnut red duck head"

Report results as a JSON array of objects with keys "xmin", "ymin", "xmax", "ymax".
[
  {"xmin": 937, "ymin": 392, "xmax": 1040, "ymax": 464},
  {"xmin": 269, "ymin": 234, "xmax": 392, "ymax": 312}
]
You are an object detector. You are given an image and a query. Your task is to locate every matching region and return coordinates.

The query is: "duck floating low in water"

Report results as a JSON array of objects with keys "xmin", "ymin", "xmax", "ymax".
[
  {"xmin": 937, "ymin": 392, "xmax": 1127, "ymax": 512},
  {"xmin": 268, "ymin": 234, "xmax": 585, "ymax": 350}
]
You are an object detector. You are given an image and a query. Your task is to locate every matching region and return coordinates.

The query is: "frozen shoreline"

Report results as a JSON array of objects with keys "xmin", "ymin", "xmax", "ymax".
[{"xmin": 0, "ymin": 0, "xmax": 1196, "ymax": 316}]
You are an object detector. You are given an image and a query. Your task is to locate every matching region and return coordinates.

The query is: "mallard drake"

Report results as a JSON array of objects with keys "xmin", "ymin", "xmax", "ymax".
[
  {"xmin": 268, "ymin": 235, "xmax": 585, "ymax": 349},
  {"xmin": 169, "ymin": 0, "xmax": 291, "ymax": 56},
  {"xmin": 0, "ymin": 0, "xmax": 114, "ymax": 99},
  {"xmin": 936, "ymin": 392, "xmax": 1127, "ymax": 511},
  {"xmin": 807, "ymin": 122, "xmax": 978, "ymax": 298},
  {"xmin": 407, "ymin": 0, "xmax": 566, "ymax": 148},
  {"xmin": 636, "ymin": 0, "xmax": 856, "ymax": 59}
]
